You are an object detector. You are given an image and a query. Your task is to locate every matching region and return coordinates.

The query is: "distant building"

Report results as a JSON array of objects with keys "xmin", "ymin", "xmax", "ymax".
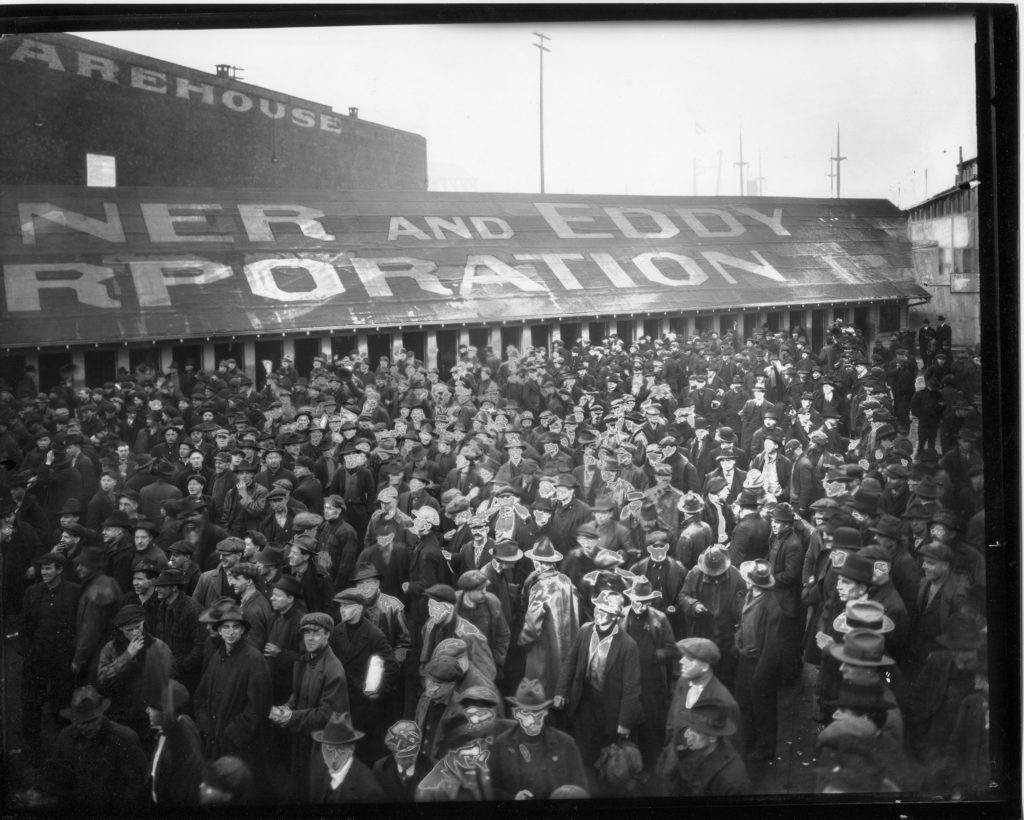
[
  {"xmin": 0, "ymin": 32, "xmax": 427, "ymax": 191},
  {"xmin": 905, "ymin": 155, "xmax": 980, "ymax": 347}
]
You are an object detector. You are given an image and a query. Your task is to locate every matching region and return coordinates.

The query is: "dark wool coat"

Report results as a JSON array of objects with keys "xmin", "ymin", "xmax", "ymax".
[
  {"xmin": 152, "ymin": 714, "xmax": 205, "ymax": 806},
  {"xmin": 47, "ymin": 717, "xmax": 148, "ymax": 806},
  {"xmin": 193, "ymin": 637, "xmax": 272, "ymax": 761},
  {"xmin": 489, "ymin": 724, "xmax": 588, "ymax": 799},
  {"xmin": 555, "ymin": 622, "xmax": 644, "ymax": 738}
]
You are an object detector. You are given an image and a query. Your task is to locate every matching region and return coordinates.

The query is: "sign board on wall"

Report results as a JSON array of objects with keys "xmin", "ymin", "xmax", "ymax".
[{"xmin": 0, "ymin": 187, "xmax": 927, "ymax": 348}]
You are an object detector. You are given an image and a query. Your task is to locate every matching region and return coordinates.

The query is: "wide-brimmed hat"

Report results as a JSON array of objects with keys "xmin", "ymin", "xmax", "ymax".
[
  {"xmin": 824, "ymin": 679, "xmax": 897, "ymax": 712},
  {"xmin": 833, "ymin": 599, "xmax": 895, "ymax": 634},
  {"xmin": 676, "ymin": 703, "xmax": 738, "ymax": 737},
  {"xmin": 216, "ymin": 604, "xmax": 250, "ymax": 630},
  {"xmin": 101, "ymin": 510, "xmax": 135, "ymax": 530},
  {"xmin": 59, "ymin": 685, "xmax": 111, "ymax": 723},
  {"xmin": 697, "ymin": 546, "xmax": 731, "ymax": 577},
  {"xmin": 312, "ymin": 711, "xmax": 364, "ymax": 745},
  {"xmin": 678, "ymin": 492, "xmax": 705, "ymax": 515},
  {"xmin": 868, "ymin": 515, "xmax": 902, "ymax": 540},
  {"xmin": 739, "ymin": 559, "xmax": 775, "ymax": 588},
  {"xmin": 133, "ymin": 518, "xmax": 160, "ymax": 535},
  {"xmin": 525, "ymin": 537, "xmax": 562, "ymax": 563},
  {"xmin": 828, "ymin": 629, "xmax": 894, "ymax": 667},
  {"xmin": 76, "ymin": 545, "xmax": 109, "ymax": 570},
  {"xmin": 624, "ymin": 577, "xmax": 661, "ymax": 602},
  {"xmin": 836, "ymin": 553, "xmax": 875, "ymax": 586},
  {"xmin": 936, "ymin": 613, "xmax": 986, "ymax": 650},
  {"xmin": 505, "ymin": 678, "xmax": 554, "ymax": 711},
  {"xmin": 351, "ymin": 563, "xmax": 383, "ymax": 582},
  {"xmin": 492, "ymin": 539, "xmax": 524, "ymax": 562}
]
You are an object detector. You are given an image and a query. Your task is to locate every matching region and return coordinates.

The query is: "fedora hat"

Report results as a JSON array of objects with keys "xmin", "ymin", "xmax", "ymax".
[
  {"xmin": 868, "ymin": 515, "xmax": 902, "ymax": 540},
  {"xmin": 505, "ymin": 678, "xmax": 554, "ymax": 711},
  {"xmin": 591, "ymin": 589, "xmax": 625, "ymax": 615},
  {"xmin": 739, "ymin": 559, "xmax": 775, "ymax": 588},
  {"xmin": 76, "ymin": 545, "xmax": 109, "ymax": 570},
  {"xmin": 836, "ymin": 553, "xmax": 875, "ymax": 586},
  {"xmin": 60, "ymin": 685, "xmax": 111, "ymax": 723},
  {"xmin": 824, "ymin": 679, "xmax": 897, "ymax": 712},
  {"xmin": 216, "ymin": 604, "xmax": 250, "ymax": 630},
  {"xmin": 833, "ymin": 599, "xmax": 895, "ymax": 634},
  {"xmin": 936, "ymin": 613, "xmax": 986, "ymax": 650},
  {"xmin": 101, "ymin": 510, "xmax": 135, "ymax": 530},
  {"xmin": 524, "ymin": 537, "xmax": 563, "ymax": 563},
  {"xmin": 351, "ymin": 563, "xmax": 383, "ymax": 582},
  {"xmin": 697, "ymin": 545, "xmax": 731, "ymax": 577},
  {"xmin": 493, "ymin": 539, "xmax": 524, "ymax": 562},
  {"xmin": 153, "ymin": 568, "xmax": 187, "ymax": 587},
  {"xmin": 624, "ymin": 577, "xmax": 661, "ymax": 602},
  {"xmin": 312, "ymin": 711, "xmax": 365, "ymax": 745},
  {"xmin": 828, "ymin": 628, "xmax": 894, "ymax": 667},
  {"xmin": 919, "ymin": 541, "xmax": 954, "ymax": 563},
  {"xmin": 770, "ymin": 502, "xmax": 796, "ymax": 522},
  {"xmin": 151, "ymin": 459, "xmax": 176, "ymax": 478},
  {"xmin": 677, "ymin": 704, "xmax": 738, "ymax": 737},
  {"xmin": 678, "ymin": 492, "xmax": 705, "ymax": 515}
]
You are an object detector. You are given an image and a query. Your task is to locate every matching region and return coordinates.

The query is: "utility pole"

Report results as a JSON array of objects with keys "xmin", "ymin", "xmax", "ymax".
[
  {"xmin": 715, "ymin": 150, "xmax": 723, "ymax": 196},
  {"xmin": 831, "ymin": 123, "xmax": 846, "ymax": 198},
  {"xmin": 533, "ymin": 32, "xmax": 551, "ymax": 194},
  {"xmin": 826, "ymin": 157, "xmax": 837, "ymax": 197},
  {"xmin": 752, "ymin": 151, "xmax": 766, "ymax": 196},
  {"xmin": 734, "ymin": 126, "xmax": 749, "ymax": 195}
]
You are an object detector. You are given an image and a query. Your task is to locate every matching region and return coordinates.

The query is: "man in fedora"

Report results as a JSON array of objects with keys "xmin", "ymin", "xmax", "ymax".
[
  {"xmin": 554, "ymin": 589, "xmax": 643, "ymax": 793},
  {"xmin": 549, "ymin": 473, "xmax": 593, "ymax": 555},
  {"xmin": 193, "ymin": 603, "xmax": 272, "ymax": 777},
  {"xmin": 815, "ymin": 677, "xmax": 907, "ymax": 792},
  {"xmin": 309, "ymin": 711, "xmax": 385, "ymax": 803},
  {"xmin": 269, "ymin": 611, "xmax": 349, "ymax": 801},
  {"xmin": 678, "ymin": 546, "xmax": 745, "ymax": 691},
  {"xmin": 674, "ymin": 492, "xmax": 714, "ymax": 571},
  {"xmin": 72, "ymin": 545, "xmax": 123, "ymax": 685},
  {"xmin": 630, "ymin": 530, "xmax": 688, "ymax": 636},
  {"xmin": 622, "ymin": 576, "xmax": 677, "ymax": 771},
  {"xmin": 490, "ymin": 678, "xmax": 587, "ymax": 799},
  {"xmin": 734, "ymin": 559, "xmax": 787, "ymax": 762},
  {"xmin": 152, "ymin": 567, "xmax": 205, "ymax": 694},
  {"xmin": 660, "ymin": 702, "xmax": 750, "ymax": 796},
  {"xmin": 20, "ymin": 550, "xmax": 81, "ymax": 755},
  {"xmin": 518, "ymin": 536, "xmax": 580, "ymax": 702},
  {"xmin": 42, "ymin": 685, "xmax": 147, "ymax": 806}
]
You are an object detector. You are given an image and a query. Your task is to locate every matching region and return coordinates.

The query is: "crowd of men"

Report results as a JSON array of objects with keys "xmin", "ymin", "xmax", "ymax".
[{"xmin": 0, "ymin": 316, "xmax": 989, "ymax": 805}]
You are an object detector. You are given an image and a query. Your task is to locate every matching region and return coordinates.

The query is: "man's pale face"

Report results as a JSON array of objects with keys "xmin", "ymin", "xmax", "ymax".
[
  {"xmin": 217, "ymin": 620, "xmax": 245, "ymax": 647},
  {"xmin": 303, "ymin": 626, "xmax": 330, "ymax": 653},
  {"xmin": 99, "ymin": 475, "xmax": 116, "ymax": 492},
  {"xmin": 132, "ymin": 572, "xmax": 154, "ymax": 596},
  {"xmin": 39, "ymin": 562, "xmax": 61, "ymax": 586},
  {"xmin": 134, "ymin": 530, "xmax": 153, "ymax": 550},
  {"xmin": 321, "ymin": 743, "xmax": 355, "ymax": 773},
  {"xmin": 683, "ymin": 727, "xmax": 713, "ymax": 751}
]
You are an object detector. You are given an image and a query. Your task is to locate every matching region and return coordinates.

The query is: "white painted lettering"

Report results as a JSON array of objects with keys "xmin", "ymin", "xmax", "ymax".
[
  {"xmin": 461, "ymin": 256, "xmax": 546, "ymax": 294},
  {"xmin": 470, "ymin": 217, "xmax": 514, "ymax": 239},
  {"xmin": 4, "ymin": 263, "xmax": 118, "ymax": 311},
  {"xmin": 245, "ymin": 258, "xmax": 345, "ymax": 301},
  {"xmin": 18, "ymin": 202, "xmax": 125, "ymax": 246},
  {"xmin": 387, "ymin": 217, "xmax": 431, "ymax": 241},
  {"xmin": 590, "ymin": 252, "xmax": 639, "ymax": 288},
  {"xmin": 351, "ymin": 257, "xmax": 453, "ymax": 298},
  {"xmin": 175, "ymin": 77, "xmax": 215, "ymax": 104},
  {"xmin": 259, "ymin": 99, "xmax": 287, "ymax": 119},
  {"xmin": 320, "ymin": 114, "xmax": 343, "ymax": 134},
  {"xmin": 700, "ymin": 249, "xmax": 785, "ymax": 285},
  {"xmin": 425, "ymin": 217, "xmax": 472, "ymax": 240},
  {"xmin": 534, "ymin": 203, "xmax": 613, "ymax": 239},
  {"xmin": 633, "ymin": 252, "xmax": 708, "ymax": 286},
  {"xmin": 140, "ymin": 203, "xmax": 231, "ymax": 243},
  {"xmin": 76, "ymin": 52, "xmax": 118, "ymax": 82},
  {"xmin": 291, "ymin": 108, "xmax": 316, "ymax": 128},
  {"xmin": 237, "ymin": 205, "xmax": 335, "ymax": 243},
  {"xmin": 130, "ymin": 66, "xmax": 167, "ymax": 94},
  {"xmin": 674, "ymin": 208, "xmax": 744, "ymax": 237},
  {"xmin": 514, "ymin": 253, "xmax": 584, "ymax": 290},
  {"xmin": 129, "ymin": 257, "xmax": 233, "ymax": 307},
  {"xmin": 9, "ymin": 39, "xmax": 64, "ymax": 71},
  {"xmin": 222, "ymin": 90, "xmax": 253, "ymax": 112},
  {"xmin": 604, "ymin": 207, "xmax": 679, "ymax": 239},
  {"xmin": 734, "ymin": 206, "xmax": 790, "ymax": 236}
]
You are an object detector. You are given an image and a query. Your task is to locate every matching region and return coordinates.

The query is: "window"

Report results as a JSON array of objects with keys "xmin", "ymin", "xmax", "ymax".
[{"xmin": 86, "ymin": 153, "xmax": 116, "ymax": 187}]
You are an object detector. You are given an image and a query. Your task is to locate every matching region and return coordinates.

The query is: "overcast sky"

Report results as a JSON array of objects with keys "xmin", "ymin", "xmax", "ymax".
[{"xmin": 86, "ymin": 15, "xmax": 977, "ymax": 206}]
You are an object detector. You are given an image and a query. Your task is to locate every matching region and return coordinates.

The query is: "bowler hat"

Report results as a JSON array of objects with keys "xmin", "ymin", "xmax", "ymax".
[
  {"xmin": 59, "ymin": 685, "xmax": 111, "ymax": 723},
  {"xmin": 828, "ymin": 629, "xmax": 894, "ymax": 666},
  {"xmin": 836, "ymin": 553, "xmax": 875, "ymax": 586},
  {"xmin": 312, "ymin": 711, "xmax": 364, "ymax": 745},
  {"xmin": 58, "ymin": 498, "xmax": 82, "ymax": 515},
  {"xmin": 676, "ymin": 637, "xmax": 721, "ymax": 665},
  {"xmin": 506, "ymin": 678, "xmax": 554, "ymax": 711},
  {"xmin": 677, "ymin": 704, "xmax": 738, "ymax": 736}
]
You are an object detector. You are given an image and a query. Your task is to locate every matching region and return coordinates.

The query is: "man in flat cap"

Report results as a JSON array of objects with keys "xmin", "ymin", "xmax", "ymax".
[
  {"xmin": 269, "ymin": 611, "xmax": 348, "ymax": 801},
  {"xmin": 192, "ymin": 536, "xmax": 244, "ymax": 608}
]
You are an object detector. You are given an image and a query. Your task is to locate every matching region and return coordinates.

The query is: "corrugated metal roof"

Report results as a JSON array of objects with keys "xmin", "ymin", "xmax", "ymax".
[{"xmin": 0, "ymin": 187, "xmax": 929, "ymax": 348}]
